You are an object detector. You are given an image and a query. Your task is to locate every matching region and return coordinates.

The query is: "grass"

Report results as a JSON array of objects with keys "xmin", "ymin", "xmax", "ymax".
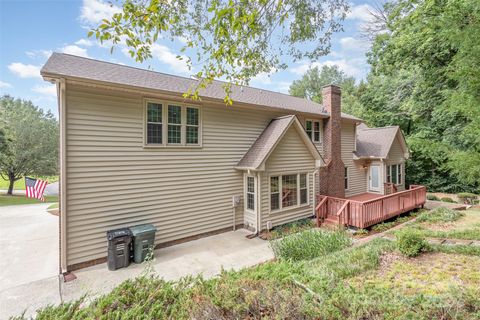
[
  {"xmin": 397, "ymin": 208, "xmax": 480, "ymax": 241},
  {"xmin": 47, "ymin": 202, "xmax": 59, "ymax": 210},
  {"xmin": 0, "ymin": 194, "xmax": 58, "ymax": 206},
  {"xmin": 0, "ymin": 175, "xmax": 58, "ymax": 191},
  {"xmin": 265, "ymin": 218, "xmax": 314, "ymax": 240},
  {"xmin": 270, "ymin": 229, "xmax": 351, "ymax": 261}
]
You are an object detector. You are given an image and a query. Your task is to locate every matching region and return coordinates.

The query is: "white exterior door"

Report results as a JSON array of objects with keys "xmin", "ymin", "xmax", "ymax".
[{"xmin": 369, "ymin": 165, "xmax": 381, "ymax": 192}]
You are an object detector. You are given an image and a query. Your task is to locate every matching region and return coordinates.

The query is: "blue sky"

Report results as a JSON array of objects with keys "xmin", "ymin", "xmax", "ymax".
[{"xmin": 0, "ymin": 0, "xmax": 376, "ymax": 116}]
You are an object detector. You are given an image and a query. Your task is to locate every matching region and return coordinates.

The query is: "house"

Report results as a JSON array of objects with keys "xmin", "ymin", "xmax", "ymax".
[{"xmin": 41, "ymin": 53, "xmax": 424, "ymax": 273}]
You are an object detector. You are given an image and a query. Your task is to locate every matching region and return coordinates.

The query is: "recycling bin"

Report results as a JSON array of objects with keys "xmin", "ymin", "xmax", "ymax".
[
  {"xmin": 106, "ymin": 228, "xmax": 132, "ymax": 271},
  {"xmin": 129, "ymin": 224, "xmax": 157, "ymax": 263}
]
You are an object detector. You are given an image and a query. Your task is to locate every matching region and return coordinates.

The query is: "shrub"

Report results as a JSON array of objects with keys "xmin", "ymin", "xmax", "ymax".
[
  {"xmin": 372, "ymin": 221, "xmax": 395, "ymax": 232},
  {"xmin": 441, "ymin": 197, "xmax": 456, "ymax": 203},
  {"xmin": 427, "ymin": 194, "xmax": 440, "ymax": 201},
  {"xmin": 416, "ymin": 207, "xmax": 465, "ymax": 223},
  {"xmin": 270, "ymin": 229, "xmax": 351, "ymax": 261},
  {"xmin": 396, "ymin": 229, "xmax": 430, "ymax": 257},
  {"xmin": 457, "ymin": 192, "xmax": 478, "ymax": 205},
  {"xmin": 355, "ymin": 229, "xmax": 369, "ymax": 236}
]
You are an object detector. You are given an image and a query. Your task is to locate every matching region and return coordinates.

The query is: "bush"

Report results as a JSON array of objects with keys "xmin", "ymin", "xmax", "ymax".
[
  {"xmin": 270, "ymin": 229, "xmax": 351, "ymax": 261},
  {"xmin": 427, "ymin": 194, "xmax": 440, "ymax": 201},
  {"xmin": 441, "ymin": 197, "xmax": 456, "ymax": 203},
  {"xmin": 457, "ymin": 192, "xmax": 478, "ymax": 205},
  {"xmin": 416, "ymin": 207, "xmax": 465, "ymax": 223},
  {"xmin": 396, "ymin": 229, "xmax": 430, "ymax": 257},
  {"xmin": 372, "ymin": 221, "xmax": 395, "ymax": 232}
]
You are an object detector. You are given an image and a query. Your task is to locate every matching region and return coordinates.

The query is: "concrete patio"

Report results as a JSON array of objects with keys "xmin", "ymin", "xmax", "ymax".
[{"xmin": 0, "ymin": 228, "xmax": 273, "ymax": 319}]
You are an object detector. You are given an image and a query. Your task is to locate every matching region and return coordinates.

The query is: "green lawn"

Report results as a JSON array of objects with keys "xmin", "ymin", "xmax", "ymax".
[
  {"xmin": 0, "ymin": 194, "xmax": 59, "ymax": 206},
  {"xmin": 0, "ymin": 175, "xmax": 59, "ymax": 190}
]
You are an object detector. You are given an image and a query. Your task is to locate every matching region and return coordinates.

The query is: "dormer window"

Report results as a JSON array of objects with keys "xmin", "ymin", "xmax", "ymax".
[{"xmin": 305, "ymin": 120, "xmax": 321, "ymax": 143}]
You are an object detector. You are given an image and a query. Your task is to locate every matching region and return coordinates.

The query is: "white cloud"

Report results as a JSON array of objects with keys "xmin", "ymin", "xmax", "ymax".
[
  {"xmin": 60, "ymin": 45, "xmax": 89, "ymax": 58},
  {"xmin": 290, "ymin": 59, "xmax": 367, "ymax": 79},
  {"xmin": 75, "ymin": 38, "xmax": 93, "ymax": 47},
  {"xmin": 80, "ymin": 0, "xmax": 121, "ymax": 25},
  {"xmin": 26, "ymin": 50, "xmax": 53, "ymax": 59},
  {"xmin": 0, "ymin": 81, "xmax": 12, "ymax": 88},
  {"xmin": 32, "ymin": 84, "xmax": 57, "ymax": 97},
  {"xmin": 346, "ymin": 4, "xmax": 374, "ymax": 22},
  {"xmin": 8, "ymin": 63, "xmax": 41, "ymax": 78},
  {"xmin": 250, "ymin": 72, "xmax": 272, "ymax": 86},
  {"xmin": 150, "ymin": 43, "xmax": 190, "ymax": 74},
  {"xmin": 339, "ymin": 37, "xmax": 369, "ymax": 51}
]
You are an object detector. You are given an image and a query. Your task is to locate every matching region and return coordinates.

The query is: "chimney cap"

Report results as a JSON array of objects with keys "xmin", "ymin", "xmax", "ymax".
[{"xmin": 322, "ymin": 83, "xmax": 342, "ymax": 90}]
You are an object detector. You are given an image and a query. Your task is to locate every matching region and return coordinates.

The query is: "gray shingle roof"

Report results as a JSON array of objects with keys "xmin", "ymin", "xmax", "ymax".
[
  {"xmin": 355, "ymin": 125, "xmax": 400, "ymax": 159},
  {"xmin": 41, "ymin": 53, "xmax": 361, "ymax": 120},
  {"xmin": 235, "ymin": 115, "xmax": 322, "ymax": 170},
  {"xmin": 236, "ymin": 116, "xmax": 295, "ymax": 170}
]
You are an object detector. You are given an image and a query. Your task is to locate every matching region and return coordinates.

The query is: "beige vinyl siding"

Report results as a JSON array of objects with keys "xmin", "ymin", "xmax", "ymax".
[
  {"xmin": 341, "ymin": 122, "xmax": 367, "ymax": 197},
  {"xmin": 260, "ymin": 126, "xmax": 316, "ymax": 229},
  {"xmin": 385, "ymin": 136, "xmax": 406, "ymax": 191},
  {"xmin": 65, "ymin": 84, "xmax": 292, "ymax": 266}
]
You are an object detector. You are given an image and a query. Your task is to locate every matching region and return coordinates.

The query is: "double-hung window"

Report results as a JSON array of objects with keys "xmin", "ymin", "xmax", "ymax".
[
  {"xmin": 147, "ymin": 102, "xmax": 163, "ymax": 144},
  {"xmin": 305, "ymin": 120, "xmax": 321, "ymax": 143},
  {"xmin": 246, "ymin": 176, "xmax": 255, "ymax": 211},
  {"xmin": 145, "ymin": 100, "xmax": 200, "ymax": 146},
  {"xmin": 387, "ymin": 164, "xmax": 402, "ymax": 185},
  {"xmin": 270, "ymin": 173, "xmax": 308, "ymax": 211}
]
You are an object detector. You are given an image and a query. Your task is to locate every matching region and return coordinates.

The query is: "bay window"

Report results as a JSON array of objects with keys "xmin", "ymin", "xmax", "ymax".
[{"xmin": 270, "ymin": 173, "xmax": 308, "ymax": 211}]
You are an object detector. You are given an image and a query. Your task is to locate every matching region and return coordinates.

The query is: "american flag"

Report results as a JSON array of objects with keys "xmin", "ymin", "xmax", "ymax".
[{"xmin": 25, "ymin": 177, "xmax": 48, "ymax": 202}]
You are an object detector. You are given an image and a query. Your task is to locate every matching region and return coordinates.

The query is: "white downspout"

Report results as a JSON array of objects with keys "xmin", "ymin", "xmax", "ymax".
[{"xmin": 57, "ymin": 78, "xmax": 67, "ymax": 274}]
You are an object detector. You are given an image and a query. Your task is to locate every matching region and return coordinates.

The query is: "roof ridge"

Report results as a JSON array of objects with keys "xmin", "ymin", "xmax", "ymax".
[
  {"xmin": 361, "ymin": 125, "xmax": 399, "ymax": 131},
  {"xmin": 48, "ymin": 53, "xmax": 322, "ymax": 107}
]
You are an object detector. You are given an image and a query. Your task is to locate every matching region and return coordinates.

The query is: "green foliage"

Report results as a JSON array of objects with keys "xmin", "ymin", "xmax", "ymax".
[
  {"xmin": 92, "ymin": 0, "xmax": 349, "ymax": 104},
  {"xmin": 270, "ymin": 229, "xmax": 351, "ymax": 261},
  {"xmin": 0, "ymin": 195, "xmax": 58, "ymax": 206},
  {"xmin": 269, "ymin": 218, "xmax": 313, "ymax": 240},
  {"xmin": 431, "ymin": 244, "xmax": 480, "ymax": 257},
  {"xmin": 360, "ymin": 0, "xmax": 480, "ymax": 194},
  {"xmin": 355, "ymin": 228, "xmax": 368, "ymax": 236},
  {"xmin": 427, "ymin": 194, "xmax": 440, "ymax": 201},
  {"xmin": 457, "ymin": 192, "xmax": 478, "ymax": 205},
  {"xmin": 416, "ymin": 207, "xmax": 465, "ymax": 223},
  {"xmin": 0, "ymin": 96, "xmax": 58, "ymax": 195},
  {"xmin": 288, "ymin": 65, "xmax": 363, "ymax": 117},
  {"xmin": 396, "ymin": 229, "xmax": 430, "ymax": 257},
  {"xmin": 440, "ymin": 197, "xmax": 455, "ymax": 203},
  {"xmin": 371, "ymin": 221, "xmax": 395, "ymax": 232}
]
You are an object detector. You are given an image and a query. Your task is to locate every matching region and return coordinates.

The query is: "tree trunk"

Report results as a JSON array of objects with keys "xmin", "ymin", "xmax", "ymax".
[
  {"xmin": 7, "ymin": 178, "xmax": 14, "ymax": 195},
  {"xmin": 7, "ymin": 172, "xmax": 15, "ymax": 195}
]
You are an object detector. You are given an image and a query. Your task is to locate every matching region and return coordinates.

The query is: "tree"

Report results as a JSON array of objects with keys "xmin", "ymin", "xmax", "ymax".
[
  {"xmin": 0, "ymin": 96, "xmax": 59, "ymax": 195},
  {"xmin": 289, "ymin": 65, "xmax": 363, "ymax": 117},
  {"xmin": 359, "ymin": 0, "xmax": 480, "ymax": 193},
  {"xmin": 92, "ymin": 0, "xmax": 349, "ymax": 103}
]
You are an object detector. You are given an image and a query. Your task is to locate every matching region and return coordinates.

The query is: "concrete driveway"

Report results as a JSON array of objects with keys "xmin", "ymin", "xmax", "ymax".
[
  {"xmin": 0, "ymin": 204, "xmax": 59, "ymax": 318},
  {"xmin": 0, "ymin": 224, "xmax": 273, "ymax": 319}
]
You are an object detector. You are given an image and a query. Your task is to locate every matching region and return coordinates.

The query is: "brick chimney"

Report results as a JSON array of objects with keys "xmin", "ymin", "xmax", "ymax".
[{"xmin": 319, "ymin": 84, "xmax": 345, "ymax": 198}]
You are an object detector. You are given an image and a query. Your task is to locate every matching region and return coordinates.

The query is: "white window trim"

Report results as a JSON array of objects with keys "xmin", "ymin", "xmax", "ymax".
[
  {"xmin": 269, "ymin": 172, "xmax": 310, "ymax": 213},
  {"xmin": 245, "ymin": 175, "xmax": 256, "ymax": 213},
  {"xmin": 344, "ymin": 167, "xmax": 349, "ymax": 191},
  {"xmin": 143, "ymin": 98, "xmax": 202, "ymax": 148},
  {"xmin": 305, "ymin": 119, "xmax": 322, "ymax": 143},
  {"xmin": 386, "ymin": 163, "xmax": 402, "ymax": 185}
]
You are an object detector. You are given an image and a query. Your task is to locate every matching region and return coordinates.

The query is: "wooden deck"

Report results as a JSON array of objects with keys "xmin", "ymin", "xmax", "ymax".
[{"xmin": 316, "ymin": 185, "xmax": 427, "ymax": 229}]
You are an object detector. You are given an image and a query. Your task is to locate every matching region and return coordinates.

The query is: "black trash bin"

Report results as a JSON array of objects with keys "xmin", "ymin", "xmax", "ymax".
[
  {"xmin": 129, "ymin": 224, "xmax": 157, "ymax": 263},
  {"xmin": 106, "ymin": 228, "xmax": 132, "ymax": 271}
]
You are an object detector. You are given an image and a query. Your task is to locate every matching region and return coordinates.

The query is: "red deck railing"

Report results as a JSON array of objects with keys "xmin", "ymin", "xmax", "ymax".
[{"xmin": 316, "ymin": 185, "xmax": 427, "ymax": 229}]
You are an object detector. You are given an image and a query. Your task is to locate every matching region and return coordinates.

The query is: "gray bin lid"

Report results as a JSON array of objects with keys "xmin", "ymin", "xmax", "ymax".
[{"xmin": 129, "ymin": 224, "xmax": 157, "ymax": 236}]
